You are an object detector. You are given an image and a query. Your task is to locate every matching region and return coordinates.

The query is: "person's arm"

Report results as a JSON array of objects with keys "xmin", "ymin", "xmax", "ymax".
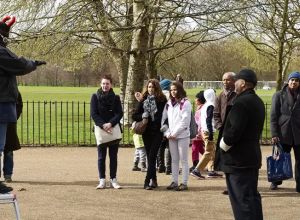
[
  {"xmin": 213, "ymin": 95, "xmax": 222, "ymax": 130},
  {"xmin": 206, "ymin": 105, "xmax": 214, "ymax": 140},
  {"xmin": 132, "ymin": 101, "xmax": 144, "ymax": 122},
  {"xmin": 90, "ymin": 94, "xmax": 106, "ymax": 128},
  {"xmin": 270, "ymin": 92, "xmax": 281, "ymax": 143},
  {"xmin": 108, "ymin": 95, "xmax": 123, "ymax": 127},
  {"xmin": 0, "ymin": 48, "xmax": 39, "ymax": 76}
]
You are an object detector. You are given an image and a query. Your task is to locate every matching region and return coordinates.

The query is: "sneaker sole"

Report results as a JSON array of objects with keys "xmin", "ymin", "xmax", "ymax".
[{"xmin": 206, "ymin": 175, "xmax": 223, "ymax": 178}]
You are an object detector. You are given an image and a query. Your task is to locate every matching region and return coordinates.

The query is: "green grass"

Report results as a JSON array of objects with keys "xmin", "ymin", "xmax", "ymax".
[{"xmin": 17, "ymin": 86, "xmax": 275, "ymax": 146}]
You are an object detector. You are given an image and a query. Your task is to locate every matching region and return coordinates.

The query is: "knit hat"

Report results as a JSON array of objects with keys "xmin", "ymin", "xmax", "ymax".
[
  {"xmin": 288, "ymin": 71, "xmax": 300, "ymax": 81},
  {"xmin": 159, "ymin": 79, "xmax": 172, "ymax": 90},
  {"xmin": 195, "ymin": 91, "xmax": 206, "ymax": 104},
  {"xmin": 0, "ymin": 16, "xmax": 16, "ymax": 38},
  {"xmin": 235, "ymin": 69, "xmax": 257, "ymax": 86}
]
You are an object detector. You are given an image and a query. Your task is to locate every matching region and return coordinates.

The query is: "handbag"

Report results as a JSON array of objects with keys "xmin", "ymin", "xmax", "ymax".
[
  {"xmin": 266, "ymin": 143, "xmax": 293, "ymax": 182},
  {"xmin": 133, "ymin": 120, "xmax": 147, "ymax": 135},
  {"xmin": 94, "ymin": 124, "xmax": 122, "ymax": 147}
]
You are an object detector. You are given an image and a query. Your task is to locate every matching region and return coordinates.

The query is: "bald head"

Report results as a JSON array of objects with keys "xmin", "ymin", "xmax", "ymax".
[{"xmin": 222, "ymin": 72, "xmax": 236, "ymax": 91}]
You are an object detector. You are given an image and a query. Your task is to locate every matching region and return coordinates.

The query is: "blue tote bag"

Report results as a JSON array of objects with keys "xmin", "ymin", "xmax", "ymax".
[{"xmin": 266, "ymin": 143, "xmax": 293, "ymax": 182}]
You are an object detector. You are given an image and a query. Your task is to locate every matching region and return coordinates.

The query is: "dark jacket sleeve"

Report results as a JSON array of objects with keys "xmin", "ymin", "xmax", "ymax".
[
  {"xmin": 0, "ymin": 47, "xmax": 37, "ymax": 76},
  {"xmin": 90, "ymin": 94, "xmax": 106, "ymax": 128},
  {"xmin": 206, "ymin": 105, "xmax": 214, "ymax": 139},
  {"xmin": 223, "ymin": 101, "xmax": 248, "ymax": 146},
  {"xmin": 270, "ymin": 92, "xmax": 280, "ymax": 138},
  {"xmin": 132, "ymin": 101, "xmax": 144, "ymax": 122},
  {"xmin": 108, "ymin": 95, "xmax": 123, "ymax": 127}
]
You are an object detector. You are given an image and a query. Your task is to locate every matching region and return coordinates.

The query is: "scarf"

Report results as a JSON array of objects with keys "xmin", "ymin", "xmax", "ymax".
[
  {"xmin": 143, "ymin": 95, "xmax": 157, "ymax": 121},
  {"xmin": 96, "ymin": 88, "xmax": 116, "ymax": 111}
]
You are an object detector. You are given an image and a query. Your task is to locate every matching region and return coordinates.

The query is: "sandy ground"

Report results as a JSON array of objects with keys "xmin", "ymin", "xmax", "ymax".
[{"xmin": 0, "ymin": 146, "xmax": 299, "ymax": 220}]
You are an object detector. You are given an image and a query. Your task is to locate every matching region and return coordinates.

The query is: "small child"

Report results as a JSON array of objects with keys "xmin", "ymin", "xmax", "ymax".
[
  {"xmin": 190, "ymin": 91, "xmax": 205, "ymax": 172},
  {"xmin": 131, "ymin": 124, "xmax": 147, "ymax": 172}
]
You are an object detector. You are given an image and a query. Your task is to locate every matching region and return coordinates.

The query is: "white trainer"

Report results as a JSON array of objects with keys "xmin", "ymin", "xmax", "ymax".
[
  {"xmin": 110, "ymin": 178, "xmax": 122, "ymax": 189},
  {"xmin": 96, "ymin": 178, "xmax": 106, "ymax": 189}
]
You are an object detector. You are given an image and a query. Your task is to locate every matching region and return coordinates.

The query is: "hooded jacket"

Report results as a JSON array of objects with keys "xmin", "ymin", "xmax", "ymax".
[{"xmin": 200, "ymin": 89, "xmax": 216, "ymax": 133}]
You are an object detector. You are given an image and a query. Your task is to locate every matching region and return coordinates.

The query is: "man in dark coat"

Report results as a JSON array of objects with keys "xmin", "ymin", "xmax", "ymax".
[
  {"xmin": 0, "ymin": 16, "xmax": 46, "ymax": 193},
  {"xmin": 220, "ymin": 69, "xmax": 265, "ymax": 220},
  {"xmin": 270, "ymin": 71, "xmax": 300, "ymax": 192}
]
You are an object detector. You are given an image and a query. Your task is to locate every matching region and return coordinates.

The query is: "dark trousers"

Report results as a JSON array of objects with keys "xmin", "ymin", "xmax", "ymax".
[
  {"xmin": 97, "ymin": 144, "xmax": 119, "ymax": 179},
  {"xmin": 3, "ymin": 150, "xmax": 14, "ymax": 176},
  {"xmin": 143, "ymin": 131, "xmax": 163, "ymax": 185},
  {"xmin": 226, "ymin": 169, "xmax": 263, "ymax": 220},
  {"xmin": 273, "ymin": 144, "xmax": 300, "ymax": 191}
]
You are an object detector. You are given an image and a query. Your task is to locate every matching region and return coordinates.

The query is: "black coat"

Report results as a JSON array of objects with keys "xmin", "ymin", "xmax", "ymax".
[
  {"xmin": 132, "ymin": 98, "xmax": 166, "ymax": 134},
  {"xmin": 270, "ymin": 84, "xmax": 300, "ymax": 145},
  {"xmin": 4, "ymin": 91, "xmax": 23, "ymax": 152},
  {"xmin": 0, "ymin": 45, "xmax": 37, "ymax": 102},
  {"xmin": 220, "ymin": 89, "xmax": 265, "ymax": 173},
  {"xmin": 90, "ymin": 89, "xmax": 123, "ymax": 128}
]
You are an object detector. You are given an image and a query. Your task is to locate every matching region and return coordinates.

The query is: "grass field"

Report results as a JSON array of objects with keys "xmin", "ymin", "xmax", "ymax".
[{"xmin": 17, "ymin": 86, "xmax": 275, "ymax": 146}]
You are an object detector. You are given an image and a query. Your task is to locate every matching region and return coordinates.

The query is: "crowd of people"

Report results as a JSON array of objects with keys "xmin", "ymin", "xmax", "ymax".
[{"xmin": 2, "ymin": 14, "xmax": 300, "ymax": 220}]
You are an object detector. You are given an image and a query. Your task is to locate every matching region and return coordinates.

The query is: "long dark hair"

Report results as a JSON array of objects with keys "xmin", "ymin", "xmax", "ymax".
[
  {"xmin": 142, "ymin": 79, "xmax": 166, "ymax": 102},
  {"xmin": 170, "ymin": 81, "xmax": 186, "ymax": 99}
]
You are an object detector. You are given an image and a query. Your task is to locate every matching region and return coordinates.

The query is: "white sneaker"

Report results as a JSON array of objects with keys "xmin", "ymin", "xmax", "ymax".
[
  {"xmin": 110, "ymin": 178, "xmax": 122, "ymax": 189},
  {"xmin": 96, "ymin": 178, "xmax": 106, "ymax": 189}
]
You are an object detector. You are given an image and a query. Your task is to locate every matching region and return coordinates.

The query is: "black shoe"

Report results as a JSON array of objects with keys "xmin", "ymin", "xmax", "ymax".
[
  {"xmin": 222, "ymin": 190, "xmax": 228, "ymax": 195},
  {"xmin": 270, "ymin": 183, "xmax": 278, "ymax": 190},
  {"xmin": 132, "ymin": 166, "xmax": 141, "ymax": 171},
  {"xmin": 0, "ymin": 182, "xmax": 13, "ymax": 194},
  {"xmin": 144, "ymin": 186, "xmax": 153, "ymax": 190},
  {"xmin": 149, "ymin": 179, "xmax": 158, "ymax": 188}
]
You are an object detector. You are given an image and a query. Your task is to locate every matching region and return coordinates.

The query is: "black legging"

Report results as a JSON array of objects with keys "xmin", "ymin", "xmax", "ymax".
[{"xmin": 142, "ymin": 131, "xmax": 163, "ymax": 185}]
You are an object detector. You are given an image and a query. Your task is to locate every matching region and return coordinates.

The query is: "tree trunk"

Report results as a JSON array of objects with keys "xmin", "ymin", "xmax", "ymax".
[{"xmin": 123, "ymin": 1, "xmax": 149, "ymax": 124}]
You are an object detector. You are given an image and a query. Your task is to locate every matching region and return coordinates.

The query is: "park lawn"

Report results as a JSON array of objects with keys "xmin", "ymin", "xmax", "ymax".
[
  {"xmin": 17, "ymin": 86, "xmax": 275, "ymax": 146},
  {"xmin": 19, "ymin": 86, "xmax": 274, "ymax": 103}
]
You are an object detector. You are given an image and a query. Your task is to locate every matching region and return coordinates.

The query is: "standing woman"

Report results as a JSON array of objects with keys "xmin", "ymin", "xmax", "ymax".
[
  {"xmin": 91, "ymin": 74, "xmax": 123, "ymax": 189},
  {"xmin": 132, "ymin": 79, "xmax": 167, "ymax": 190},
  {"xmin": 162, "ymin": 81, "xmax": 192, "ymax": 191}
]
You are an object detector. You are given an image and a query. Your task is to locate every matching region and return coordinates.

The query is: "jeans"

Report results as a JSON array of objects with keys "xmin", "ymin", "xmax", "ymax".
[
  {"xmin": 97, "ymin": 144, "xmax": 119, "ymax": 179},
  {"xmin": 3, "ymin": 151, "xmax": 13, "ymax": 176}
]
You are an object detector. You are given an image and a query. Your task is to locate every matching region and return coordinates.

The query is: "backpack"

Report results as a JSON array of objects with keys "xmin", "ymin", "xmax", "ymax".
[{"xmin": 166, "ymin": 99, "xmax": 198, "ymax": 139}]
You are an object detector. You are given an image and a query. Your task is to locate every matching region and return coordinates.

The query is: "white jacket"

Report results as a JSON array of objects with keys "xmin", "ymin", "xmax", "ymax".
[
  {"xmin": 200, "ymin": 89, "xmax": 216, "ymax": 133},
  {"xmin": 162, "ymin": 98, "xmax": 192, "ymax": 139}
]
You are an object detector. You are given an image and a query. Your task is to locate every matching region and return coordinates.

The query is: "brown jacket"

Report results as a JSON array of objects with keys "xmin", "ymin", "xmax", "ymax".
[{"xmin": 213, "ymin": 90, "xmax": 236, "ymax": 130}]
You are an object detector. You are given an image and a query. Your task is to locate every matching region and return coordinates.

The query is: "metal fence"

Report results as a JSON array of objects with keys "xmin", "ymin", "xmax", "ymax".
[{"xmin": 17, "ymin": 101, "xmax": 272, "ymax": 146}]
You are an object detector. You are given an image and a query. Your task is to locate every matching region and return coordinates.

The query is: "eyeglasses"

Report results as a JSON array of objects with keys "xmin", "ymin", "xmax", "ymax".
[{"xmin": 290, "ymin": 78, "xmax": 300, "ymax": 82}]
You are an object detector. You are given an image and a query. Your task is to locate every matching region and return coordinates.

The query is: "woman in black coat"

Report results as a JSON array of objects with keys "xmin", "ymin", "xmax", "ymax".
[
  {"xmin": 90, "ymin": 75, "xmax": 123, "ymax": 189},
  {"xmin": 132, "ymin": 79, "xmax": 167, "ymax": 190}
]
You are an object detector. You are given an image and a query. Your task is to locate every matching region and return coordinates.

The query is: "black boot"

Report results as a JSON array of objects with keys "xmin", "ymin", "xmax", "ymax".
[
  {"xmin": 157, "ymin": 140, "xmax": 166, "ymax": 173},
  {"xmin": 0, "ymin": 182, "xmax": 13, "ymax": 194},
  {"xmin": 144, "ymin": 178, "xmax": 152, "ymax": 190},
  {"xmin": 149, "ymin": 179, "xmax": 158, "ymax": 188},
  {"xmin": 132, "ymin": 161, "xmax": 141, "ymax": 171}
]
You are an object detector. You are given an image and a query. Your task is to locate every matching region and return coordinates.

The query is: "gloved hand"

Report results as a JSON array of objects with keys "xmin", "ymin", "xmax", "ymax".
[{"xmin": 35, "ymin": 60, "xmax": 47, "ymax": 66}]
